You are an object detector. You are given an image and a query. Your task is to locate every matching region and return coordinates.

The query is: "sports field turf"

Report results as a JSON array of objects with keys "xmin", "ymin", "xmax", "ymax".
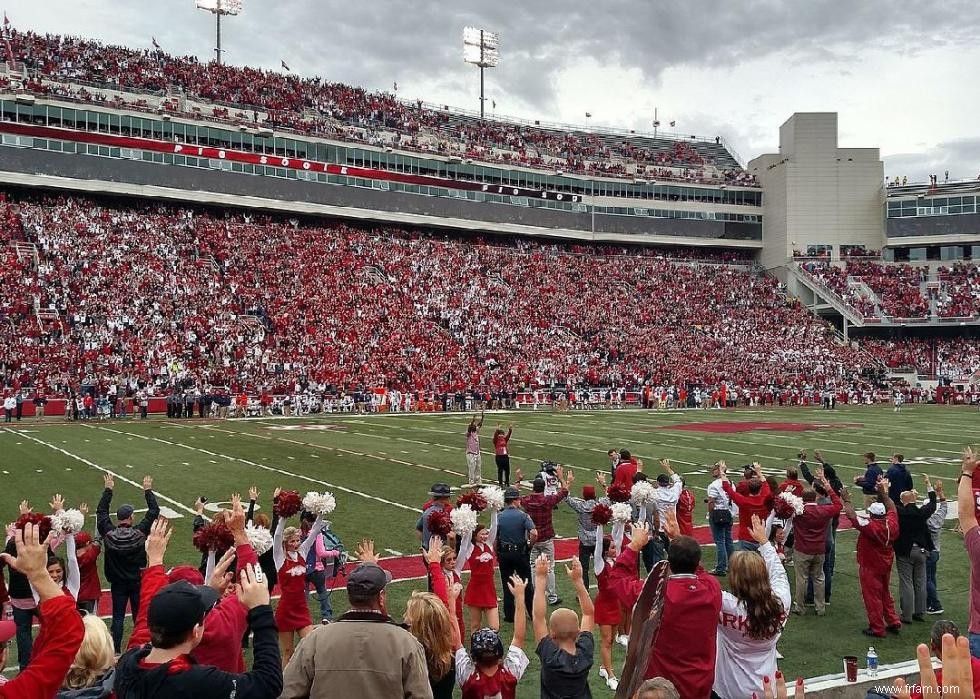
[{"xmin": 1, "ymin": 404, "xmax": 977, "ymax": 695}]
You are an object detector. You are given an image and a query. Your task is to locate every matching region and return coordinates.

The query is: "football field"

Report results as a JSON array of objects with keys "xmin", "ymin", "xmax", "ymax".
[{"xmin": 1, "ymin": 404, "xmax": 977, "ymax": 695}]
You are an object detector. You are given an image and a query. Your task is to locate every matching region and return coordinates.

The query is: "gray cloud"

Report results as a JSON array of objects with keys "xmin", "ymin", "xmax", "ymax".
[{"xmin": 884, "ymin": 138, "xmax": 980, "ymax": 183}]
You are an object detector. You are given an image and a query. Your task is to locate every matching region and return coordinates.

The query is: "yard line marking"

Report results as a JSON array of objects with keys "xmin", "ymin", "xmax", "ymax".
[
  {"xmin": 384, "ymin": 549, "xmax": 404, "ymax": 556},
  {"xmin": 89, "ymin": 425, "xmax": 420, "ymax": 513},
  {"xmin": 5, "ymin": 428, "xmax": 196, "ymax": 515}
]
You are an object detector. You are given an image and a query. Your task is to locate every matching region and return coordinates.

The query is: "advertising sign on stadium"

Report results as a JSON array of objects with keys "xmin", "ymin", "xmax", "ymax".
[{"xmin": 0, "ymin": 122, "xmax": 581, "ymax": 203}]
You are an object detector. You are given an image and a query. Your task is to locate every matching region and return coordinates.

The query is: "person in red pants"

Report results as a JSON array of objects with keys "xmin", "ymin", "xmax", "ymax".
[{"xmin": 842, "ymin": 479, "xmax": 902, "ymax": 637}]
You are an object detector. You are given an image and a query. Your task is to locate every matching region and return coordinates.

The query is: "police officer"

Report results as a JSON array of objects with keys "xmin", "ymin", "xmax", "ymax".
[{"xmin": 495, "ymin": 487, "xmax": 536, "ymax": 622}]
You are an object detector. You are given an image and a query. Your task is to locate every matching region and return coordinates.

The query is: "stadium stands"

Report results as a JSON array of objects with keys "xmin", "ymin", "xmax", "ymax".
[
  {"xmin": 4, "ymin": 27, "xmax": 757, "ymax": 187},
  {"xmin": 0, "ymin": 191, "xmax": 870, "ymax": 397}
]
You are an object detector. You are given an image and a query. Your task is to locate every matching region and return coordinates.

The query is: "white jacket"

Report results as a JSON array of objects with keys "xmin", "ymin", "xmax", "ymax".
[{"xmin": 713, "ymin": 542, "xmax": 791, "ymax": 698}]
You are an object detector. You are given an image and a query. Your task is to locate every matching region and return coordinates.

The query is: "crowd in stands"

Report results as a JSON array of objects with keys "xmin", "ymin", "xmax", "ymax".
[
  {"xmin": 846, "ymin": 261, "xmax": 931, "ymax": 319},
  {"xmin": 3, "ymin": 445, "xmax": 980, "ymax": 697},
  {"xmin": 0, "ymin": 191, "xmax": 870, "ymax": 401},
  {"xmin": 3, "ymin": 26, "xmax": 759, "ymax": 187},
  {"xmin": 853, "ymin": 338, "xmax": 980, "ymax": 379},
  {"xmin": 935, "ymin": 264, "xmax": 980, "ymax": 318}
]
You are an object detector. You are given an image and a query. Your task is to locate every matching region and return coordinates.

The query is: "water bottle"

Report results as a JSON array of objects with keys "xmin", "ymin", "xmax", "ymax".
[{"xmin": 867, "ymin": 646, "xmax": 878, "ymax": 678}]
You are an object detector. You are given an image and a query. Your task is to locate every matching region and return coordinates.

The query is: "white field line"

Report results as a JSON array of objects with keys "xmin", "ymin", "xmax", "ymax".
[
  {"xmin": 4, "ymin": 428, "xmax": 197, "ymax": 515},
  {"xmin": 86, "ymin": 425, "xmax": 419, "ymax": 513}
]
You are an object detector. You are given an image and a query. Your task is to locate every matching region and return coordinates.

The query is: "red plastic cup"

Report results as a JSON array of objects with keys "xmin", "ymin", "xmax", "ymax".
[{"xmin": 843, "ymin": 656, "xmax": 858, "ymax": 682}]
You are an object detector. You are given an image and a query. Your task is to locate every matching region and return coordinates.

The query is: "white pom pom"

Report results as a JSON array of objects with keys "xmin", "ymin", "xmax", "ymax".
[
  {"xmin": 450, "ymin": 504, "xmax": 479, "ymax": 535},
  {"xmin": 630, "ymin": 481, "xmax": 657, "ymax": 507},
  {"xmin": 611, "ymin": 502, "xmax": 633, "ymax": 524},
  {"xmin": 50, "ymin": 509, "xmax": 85, "ymax": 535},
  {"xmin": 302, "ymin": 491, "xmax": 336, "ymax": 515},
  {"xmin": 777, "ymin": 492, "xmax": 804, "ymax": 516},
  {"xmin": 480, "ymin": 485, "xmax": 506, "ymax": 512},
  {"xmin": 245, "ymin": 522, "xmax": 274, "ymax": 555}
]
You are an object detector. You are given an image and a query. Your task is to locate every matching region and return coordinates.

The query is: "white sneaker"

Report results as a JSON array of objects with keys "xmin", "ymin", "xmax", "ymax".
[
  {"xmin": 606, "ymin": 677, "xmax": 619, "ymax": 691},
  {"xmin": 616, "ymin": 634, "xmax": 629, "ymax": 647},
  {"xmin": 598, "ymin": 668, "xmax": 609, "ymax": 680}
]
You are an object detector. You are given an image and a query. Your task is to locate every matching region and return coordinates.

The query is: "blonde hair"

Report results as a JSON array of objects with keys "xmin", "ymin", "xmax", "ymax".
[
  {"xmin": 404, "ymin": 591, "xmax": 453, "ymax": 682},
  {"xmin": 63, "ymin": 615, "xmax": 115, "ymax": 689},
  {"xmin": 283, "ymin": 526, "xmax": 300, "ymax": 546}
]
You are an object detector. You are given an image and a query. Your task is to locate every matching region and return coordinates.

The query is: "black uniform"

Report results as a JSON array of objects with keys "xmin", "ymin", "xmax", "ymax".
[{"xmin": 495, "ymin": 503, "xmax": 535, "ymax": 621}]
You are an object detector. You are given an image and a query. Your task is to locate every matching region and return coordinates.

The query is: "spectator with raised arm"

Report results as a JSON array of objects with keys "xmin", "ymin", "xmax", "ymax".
[
  {"xmin": 465, "ymin": 412, "xmax": 485, "ymax": 487},
  {"xmin": 523, "ymin": 467, "xmax": 572, "ymax": 606},
  {"xmin": 895, "ymin": 473, "xmax": 937, "ymax": 624},
  {"xmin": 722, "ymin": 462, "xmax": 772, "ymax": 551},
  {"xmin": 926, "ymin": 479, "xmax": 948, "ymax": 615},
  {"xmin": 790, "ymin": 469, "xmax": 841, "ymax": 617},
  {"xmin": 705, "ymin": 462, "xmax": 735, "ymax": 577},
  {"xmin": 96, "ymin": 473, "xmax": 159, "ymax": 653},
  {"xmin": 959, "ymin": 446, "xmax": 980, "ymax": 657}
]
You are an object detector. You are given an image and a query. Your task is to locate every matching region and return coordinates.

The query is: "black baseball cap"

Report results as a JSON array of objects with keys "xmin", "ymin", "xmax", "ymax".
[
  {"xmin": 346, "ymin": 563, "xmax": 392, "ymax": 596},
  {"xmin": 428, "ymin": 483, "xmax": 451, "ymax": 497},
  {"xmin": 504, "ymin": 487, "xmax": 521, "ymax": 501},
  {"xmin": 117, "ymin": 504, "xmax": 135, "ymax": 520},
  {"xmin": 147, "ymin": 581, "xmax": 220, "ymax": 638}
]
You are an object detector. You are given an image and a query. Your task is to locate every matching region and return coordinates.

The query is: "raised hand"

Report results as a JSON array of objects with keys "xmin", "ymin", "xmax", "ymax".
[
  {"xmin": 0, "ymin": 523, "xmax": 60, "ymax": 601},
  {"xmin": 749, "ymin": 513, "xmax": 768, "ymax": 545},
  {"xmin": 78, "ymin": 502, "xmax": 89, "ymax": 516},
  {"xmin": 208, "ymin": 548, "xmax": 237, "ymax": 593},
  {"xmin": 534, "ymin": 553, "xmax": 550, "ymax": 579},
  {"xmin": 228, "ymin": 495, "xmax": 246, "ymax": 533},
  {"xmin": 49, "ymin": 494, "xmax": 65, "ymax": 512},
  {"xmin": 935, "ymin": 480, "xmax": 945, "ymax": 498},
  {"xmin": 236, "ymin": 564, "xmax": 271, "ymax": 610},
  {"xmin": 596, "ymin": 472, "xmax": 607, "ymax": 487},
  {"xmin": 103, "ymin": 473, "xmax": 114, "ymax": 490},
  {"xmin": 248, "ymin": 486, "xmax": 259, "ymax": 501},
  {"xmin": 426, "ymin": 535, "xmax": 444, "ymax": 565},
  {"xmin": 565, "ymin": 557, "xmax": 584, "ymax": 583},
  {"xmin": 628, "ymin": 521, "xmax": 651, "ymax": 552},
  {"xmin": 18, "ymin": 500, "xmax": 32, "ymax": 515},
  {"xmin": 142, "ymin": 475, "xmax": 153, "ymax": 491},
  {"xmin": 273, "ymin": 487, "xmax": 282, "ymax": 499},
  {"xmin": 357, "ymin": 539, "xmax": 378, "ymax": 564},
  {"xmin": 145, "ymin": 518, "xmax": 172, "ymax": 566},
  {"xmin": 507, "ymin": 574, "xmax": 527, "ymax": 599},
  {"xmin": 515, "ymin": 468, "xmax": 524, "ymax": 483},
  {"xmin": 660, "ymin": 458, "xmax": 672, "ymax": 473},
  {"xmin": 964, "ymin": 447, "xmax": 977, "ymax": 475}
]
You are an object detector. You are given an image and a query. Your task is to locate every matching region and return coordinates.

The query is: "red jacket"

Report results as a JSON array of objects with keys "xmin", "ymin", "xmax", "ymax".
[
  {"xmin": 677, "ymin": 490, "xmax": 696, "ymax": 536},
  {"xmin": 76, "ymin": 542, "xmax": 102, "ymax": 603},
  {"xmin": 0, "ymin": 594, "xmax": 84, "ymax": 699},
  {"xmin": 610, "ymin": 459, "xmax": 638, "ymax": 493},
  {"xmin": 793, "ymin": 491, "xmax": 842, "ymax": 555},
  {"xmin": 429, "ymin": 561, "xmax": 464, "ymax": 642},
  {"xmin": 854, "ymin": 509, "xmax": 899, "ymax": 573},
  {"xmin": 608, "ymin": 548, "xmax": 721, "ymax": 699},
  {"xmin": 723, "ymin": 480, "xmax": 772, "ymax": 542},
  {"xmin": 778, "ymin": 479, "xmax": 805, "ymax": 498}
]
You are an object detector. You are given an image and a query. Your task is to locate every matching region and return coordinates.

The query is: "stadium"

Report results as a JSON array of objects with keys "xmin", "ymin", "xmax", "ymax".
[{"xmin": 0, "ymin": 5, "xmax": 978, "ymax": 698}]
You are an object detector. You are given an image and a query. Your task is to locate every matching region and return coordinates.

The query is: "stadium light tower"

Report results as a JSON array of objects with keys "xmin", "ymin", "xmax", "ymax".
[
  {"xmin": 196, "ymin": 0, "xmax": 242, "ymax": 64},
  {"xmin": 463, "ymin": 26, "xmax": 499, "ymax": 120}
]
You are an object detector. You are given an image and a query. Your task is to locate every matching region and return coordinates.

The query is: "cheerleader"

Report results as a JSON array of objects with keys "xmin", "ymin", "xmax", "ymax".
[
  {"xmin": 45, "ymin": 494, "xmax": 81, "ymax": 601},
  {"xmin": 592, "ymin": 527, "xmax": 621, "ymax": 691},
  {"xmin": 456, "ymin": 509, "xmax": 499, "ymax": 632},
  {"xmin": 273, "ymin": 509, "xmax": 325, "ymax": 666}
]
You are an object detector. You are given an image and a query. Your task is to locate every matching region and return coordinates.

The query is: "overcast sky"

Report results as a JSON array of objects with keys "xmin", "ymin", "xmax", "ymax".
[{"xmin": 9, "ymin": 0, "xmax": 980, "ymax": 182}]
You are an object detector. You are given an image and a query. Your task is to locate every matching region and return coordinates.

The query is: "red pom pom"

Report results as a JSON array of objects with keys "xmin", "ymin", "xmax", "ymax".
[
  {"xmin": 273, "ymin": 490, "xmax": 302, "ymax": 518},
  {"xmin": 15, "ymin": 513, "xmax": 52, "ymax": 544},
  {"xmin": 193, "ymin": 522, "xmax": 235, "ymax": 554},
  {"xmin": 773, "ymin": 498, "xmax": 796, "ymax": 519},
  {"xmin": 427, "ymin": 509, "xmax": 452, "ymax": 538},
  {"xmin": 457, "ymin": 492, "xmax": 487, "ymax": 513},
  {"xmin": 591, "ymin": 503, "xmax": 613, "ymax": 526},
  {"xmin": 607, "ymin": 483, "xmax": 632, "ymax": 503}
]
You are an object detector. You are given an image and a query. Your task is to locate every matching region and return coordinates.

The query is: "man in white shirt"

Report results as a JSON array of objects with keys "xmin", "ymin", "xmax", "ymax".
[
  {"xmin": 706, "ymin": 462, "xmax": 736, "ymax": 576},
  {"xmin": 2, "ymin": 394, "xmax": 15, "ymax": 423},
  {"xmin": 653, "ymin": 459, "xmax": 684, "ymax": 531}
]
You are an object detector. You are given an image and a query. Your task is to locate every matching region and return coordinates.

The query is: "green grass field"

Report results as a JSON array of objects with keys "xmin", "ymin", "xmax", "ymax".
[{"xmin": 1, "ymin": 404, "xmax": 977, "ymax": 695}]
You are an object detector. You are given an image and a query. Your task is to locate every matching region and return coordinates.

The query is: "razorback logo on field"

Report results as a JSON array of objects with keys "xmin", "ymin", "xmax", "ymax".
[
  {"xmin": 264, "ymin": 424, "xmax": 348, "ymax": 431},
  {"xmin": 657, "ymin": 421, "xmax": 864, "ymax": 434}
]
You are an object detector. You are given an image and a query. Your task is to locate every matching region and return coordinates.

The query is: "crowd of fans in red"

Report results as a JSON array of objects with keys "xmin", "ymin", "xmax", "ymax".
[
  {"xmin": 0, "ymin": 190, "xmax": 877, "ymax": 399},
  {"xmin": 936, "ymin": 264, "xmax": 980, "ymax": 318},
  {"xmin": 4, "ymin": 26, "xmax": 759, "ymax": 187},
  {"xmin": 851, "ymin": 338, "xmax": 980, "ymax": 378},
  {"xmin": 846, "ymin": 261, "xmax": 932, "ymax": 319}
]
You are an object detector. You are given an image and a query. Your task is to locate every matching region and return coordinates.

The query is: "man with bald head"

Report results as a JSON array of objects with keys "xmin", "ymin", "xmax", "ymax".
[
  {"xmin": 895, "ymin": 474, "xmax": 938, "ymax": 624},
  {"xmin": 532, "ymin": 554, "xmax": 595, "ymax": 698}
]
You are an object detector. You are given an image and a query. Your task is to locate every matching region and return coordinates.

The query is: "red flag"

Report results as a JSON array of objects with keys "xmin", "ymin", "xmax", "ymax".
[
  {"xmin": 152, "ymin": 37, "xmax": 160, "ymax": 49},
  {"xmin": 281, "ymin": 59, "xmax": 290, "ymax": 72},
  {"xmin": 3, "ymin": 13, "xmax": 10, "ymax": 27}
]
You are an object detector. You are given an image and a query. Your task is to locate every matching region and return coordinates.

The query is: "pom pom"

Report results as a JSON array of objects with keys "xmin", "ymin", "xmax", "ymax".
[
  {"xmin": 50, "ymin": 509, "xmax": 85, "ymax": 535},
  {"xmin": 611, "ymin": 502, "xmax": 633, "ymax": 524},
  {"xmin": 427, "ymin": 509, "xmax": 452, "ymax": 538},
  {"xmin": 607, "ymin": 483, "xmax": 632, "ymax": 503},
  {"xmin": 591, "ymin": 503, "xmax": 613, "ymax": 526},
  {"xmin": 193, "ymin": 522, "xmax": 235, "ymax": 554},
  {"xmin": 450, "ymin": 504, "xmax": 479, "ymax": 535},
  {"xmin": 774, "ymin": 492, "xmax": 804, "ymax": 519},
  {"xmin": 630, "ymin": 481, "xmax": 657, "ymax": 507},
  {"xmin": 245, "ymin": 522, "xmax": 274, "ymax": 555},
  {"xmin": 480, "ymin": 485, "xmax": 505, "ymax": 512},
  {"xmin": 302, "ymin": 491, "xmax": 336, "ymax": 516},
  {"xmin": 457, "ymin": 491, "xmax": 488, "ymax": 513},
  {"xmin": 15, "ymin": 513, "xmax": 52, "ymax": 543},
  {"xmin": 273, "ymin": 490, "xmax": 302, "ymax": 518}
]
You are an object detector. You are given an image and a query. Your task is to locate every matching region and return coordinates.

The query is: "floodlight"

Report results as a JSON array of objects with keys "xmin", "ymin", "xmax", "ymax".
[
  {"xmin": 462, "ymin": 27, "xmax": 500, "ymax": 118},
  {"xmin": 197, "ymin": 0, "xmax": 243, "ymax": 63}
]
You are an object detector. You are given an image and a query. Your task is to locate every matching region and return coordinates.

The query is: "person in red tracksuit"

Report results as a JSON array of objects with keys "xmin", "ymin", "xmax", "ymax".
[
  {"xmin": 129, "ymin": 498, "xmax": 259, "ymax": 673},
  {"xmin": 721, "ymin": 463, "xmax": 772, "ymax": 550},
  {"xmin": 842, "ymin": 479, "xmax": 902, "ymax": 637},
  {"xmin": 74, "ymin": 529, "xmax": 103, "ymax": 614},
  {"xmin": 609, "ymin": 523, "xmax": 721, "ymax": 699},
  {"xmin": 676, "ymin": 484, "xmax": 696, "ymax": 537},
  {"xmin": 0, "ymin": 522, "xmax": 85, "ymax": 699}
]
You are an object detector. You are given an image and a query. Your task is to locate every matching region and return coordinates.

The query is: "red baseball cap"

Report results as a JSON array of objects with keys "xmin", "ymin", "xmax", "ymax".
[
  {"xmin": 0, "ymin": 620, "xmax": 15, "ymax": 644},
  {"xmin": 167, "ymin": 565, "xmax": 205, "ymax": 586}
]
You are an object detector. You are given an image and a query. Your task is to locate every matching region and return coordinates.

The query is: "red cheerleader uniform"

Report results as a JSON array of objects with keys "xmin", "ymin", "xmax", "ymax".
[
  {"xmin": 593, "ymin": 561, "xmax": 622, "ymax": 626},
  {"xmin": 275, "ymin": 553, "xmax": 312, "ymax": 631},
  {"xmin": 463, "ymin": 543, "xmax": 498, "ymax": 609}
]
